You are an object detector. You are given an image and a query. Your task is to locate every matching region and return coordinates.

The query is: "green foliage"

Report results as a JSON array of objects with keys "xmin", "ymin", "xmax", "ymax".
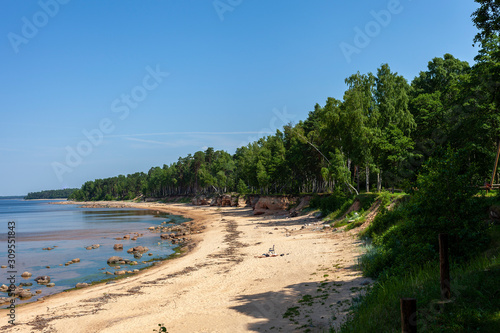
[
  {"xmin": 25, "ymin": 188, "xmax": 79, "ymax": 200},
  {"xmin": 310, "ymin": 192, "xmax": 353, "ymax": 216},
  {"xmin": 336, "ymin": 254, "xmax": 500, "ymax": 333},
  {"xmin": 359, "ymin": 148, "xmax": 490, "ymax": 279}
]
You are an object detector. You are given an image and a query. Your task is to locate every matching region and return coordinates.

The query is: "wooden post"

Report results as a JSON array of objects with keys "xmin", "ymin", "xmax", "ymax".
[
  {"xmin": 491, "ymin": 138, "xmax": 500, "ymax": 187},
  {"xmin": 439, "ymin": 233, "xmax": 451, "ymax": 299},
  {"xmin": 400, "ymin": 298, "xmax": 417, "ymax": 333}
]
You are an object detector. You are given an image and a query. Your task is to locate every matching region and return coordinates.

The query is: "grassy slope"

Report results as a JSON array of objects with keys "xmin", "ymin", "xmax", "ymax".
[{"xmin": 330, "ymin": 195, "xmax": 500, "ymax": 333}]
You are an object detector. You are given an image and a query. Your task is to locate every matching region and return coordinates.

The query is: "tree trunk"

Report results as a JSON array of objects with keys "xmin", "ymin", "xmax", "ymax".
[
  {"xmin": 356, "ymin": 165, "xmax": 360, "ymax": 192},
  {"xmin": 366, "ymin": 165, "xmax": 370, "ymax": 192},
  {"xmin": 347, "ymin": 158, "xmax": 352, "ymax": 181},
  {"xmin": 377, "ymin": 170, "xmax": 382, "ymax": 192}
]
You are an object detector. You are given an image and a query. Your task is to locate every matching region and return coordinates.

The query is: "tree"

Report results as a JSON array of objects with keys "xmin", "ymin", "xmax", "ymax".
[
  {"xmin": 472, "ymin": 0, "xmax": 500, "ymax": 44},
  {"xmin": 373, "ymin": 64, "xmax": 415, "ymax": 190}
]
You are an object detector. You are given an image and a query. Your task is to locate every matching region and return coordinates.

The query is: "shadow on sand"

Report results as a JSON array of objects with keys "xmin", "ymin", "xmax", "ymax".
[{"xmin": 230, "ymin": 275, "xmax": 370, "ymax": 332}]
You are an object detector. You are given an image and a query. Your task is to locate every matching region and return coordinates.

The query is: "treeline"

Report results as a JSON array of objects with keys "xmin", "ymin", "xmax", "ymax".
[
  {"xmin": 70, "ymin": 47, "xmax": 499, "ymax": 201},
  {"xmin": 26, "ymin": 188, "xmax": 79, "ymax": 200}
]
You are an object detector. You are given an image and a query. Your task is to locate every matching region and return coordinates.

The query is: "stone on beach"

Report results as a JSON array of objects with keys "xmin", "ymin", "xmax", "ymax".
[
  {"xmin": 46, "ymin": 283, "xmax": 55, "ymax": 287},
  {"xmin": 113, "ymin": 244, "xmax": 123, "ymax": 250},
  {"xmin": 21, "ymin": 271, "xmax": 32, "ymax": 278},
  {"xmin": 72, "ymin": 258, "xmax": 80, "ymax": 263},
  {"xmin": 75, "ymin": 283, "xmax": 89, "ymax": 288}
]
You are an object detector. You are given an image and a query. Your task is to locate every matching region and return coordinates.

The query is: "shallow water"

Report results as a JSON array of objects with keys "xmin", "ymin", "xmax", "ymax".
[{"xmin": 0, "ymin": 199, "xmax": 188, "ymax": 304}]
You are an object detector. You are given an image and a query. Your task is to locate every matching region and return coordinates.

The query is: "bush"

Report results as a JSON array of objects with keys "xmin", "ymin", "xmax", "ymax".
[
  {"xmin": 359, "ymin": 148, "xmax": 490, "ymax": 279},
  {"xmin": 310, "ymin": 192, "xmax": 353, "ymax": 216}
]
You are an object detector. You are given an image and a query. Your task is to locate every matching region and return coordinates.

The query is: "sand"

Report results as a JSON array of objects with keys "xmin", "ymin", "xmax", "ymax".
[{"xmin": 0, "ymin": 202, "xmax": 371, "ymax": 333}]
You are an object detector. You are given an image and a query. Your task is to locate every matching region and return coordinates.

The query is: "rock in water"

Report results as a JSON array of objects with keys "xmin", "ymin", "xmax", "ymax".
[
  {"xmin": 34, "ymin": 276, "xmax": 51, "ymax": 284},
  {"xmin": 107, "ymin": 256, "xmax": 123, "ymax": 264},
  {"xmin": 21, "ymin": 271, "xmax": 32, "ymax": 278},
  {"xmin": 75, "ymin": 283, "xmax": 89, "ymax": 288}
]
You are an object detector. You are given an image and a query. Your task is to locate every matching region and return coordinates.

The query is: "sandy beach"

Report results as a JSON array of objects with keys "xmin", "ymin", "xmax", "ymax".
[{"xmin": 1, "ymin": 202, "xmax": 371, "ymax": 333}]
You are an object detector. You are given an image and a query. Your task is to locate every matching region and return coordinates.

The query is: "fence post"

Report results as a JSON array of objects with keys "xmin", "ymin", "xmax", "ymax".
[
  {"xmin": 439, "ymin": 233, "xmax": 451, "ymax": 299},
  {"xmin": 400, "ymin": 298, "xmax": 417, "ymax": 333}
]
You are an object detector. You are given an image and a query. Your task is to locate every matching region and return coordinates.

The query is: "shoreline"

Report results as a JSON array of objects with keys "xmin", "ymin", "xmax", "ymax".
[
  {"xmin": 1, "ymin": 201, "xmax": 201, "ymax": 306},
  {"xmin": 1, "ymin": 201, "xmax": 371, "ymax": 332}
]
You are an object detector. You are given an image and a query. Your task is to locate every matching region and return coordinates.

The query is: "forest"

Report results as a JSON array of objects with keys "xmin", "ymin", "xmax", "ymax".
[
  {"xmin": 70, "ymin": 47, "xmax": 499, "ymax": 201},
  {"xmin": 26, "ymin": 188, "xmax": 79, "ymax": 200}
]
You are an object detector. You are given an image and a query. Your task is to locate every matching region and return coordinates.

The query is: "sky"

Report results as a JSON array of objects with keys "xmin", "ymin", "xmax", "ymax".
[{"xmin": 0, "ymin": 0, "xmax": 481, "ymax": 196}]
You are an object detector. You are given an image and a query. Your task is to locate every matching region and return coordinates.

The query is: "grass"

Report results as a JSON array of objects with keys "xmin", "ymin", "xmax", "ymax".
[{"xmin": 334, "ymin": 225, "xmax": 500, "ymax": 332}]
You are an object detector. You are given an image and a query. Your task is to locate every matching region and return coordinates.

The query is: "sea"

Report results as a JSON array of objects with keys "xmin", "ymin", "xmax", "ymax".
[{"xmin": 0, "ymin": 199, "xmax": 189, "ymax": 305}]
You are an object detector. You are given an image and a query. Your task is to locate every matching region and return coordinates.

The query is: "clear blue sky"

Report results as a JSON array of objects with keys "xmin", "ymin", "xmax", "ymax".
[{"xmin": 0, "ymin": 0, "xmax": 480, "ymax": 196}]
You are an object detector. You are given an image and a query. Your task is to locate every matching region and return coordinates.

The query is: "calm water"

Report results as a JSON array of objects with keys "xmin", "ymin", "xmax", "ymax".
[{"xmin": 0, "ymin": 199, "xmax": 188, "ymax": 304}]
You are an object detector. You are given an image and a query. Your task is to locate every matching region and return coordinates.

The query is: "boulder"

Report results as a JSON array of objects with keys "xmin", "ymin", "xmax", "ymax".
[
  {"xmin": 46, "ymin": 283, "xmax": 55, "ymax": 287},
  {"xmin": 19, "ymin": 290, "xmax": 33, "ymax": 299},
  {"xmin": 129, "ymin": 246, "xmax": 149, "ymax": 253},
  {"xmin": 114, "ymin": 270, "xmax": 126, "ymax": 275},
  {"xmin": 123, "ymin": 235, "xmax": 130, "ymax": 240},
  {"xmin": 34, "ymin": 276, "xmax": 51, "ymax": 284},
  {"xmin": 75, "ymin": 283, "xmax": 89, "ymax": 288},
  {"xmin": 0, "ymin": 297, "xmax": 11, "ymax": 305},
  {"xmin": 107, "ymin": 256, "xmax": 123, "ymax": 264},
  {"xmin": 21, "ymin": 271, "xmax": 32, "ymax": 278},
  {"xmin": 92, "ymin": 244, "xmax": 100, "ymax": 249},
  {"xmin": 113, "ymin": 244, "xmax": 123, "ymax": 250}
]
